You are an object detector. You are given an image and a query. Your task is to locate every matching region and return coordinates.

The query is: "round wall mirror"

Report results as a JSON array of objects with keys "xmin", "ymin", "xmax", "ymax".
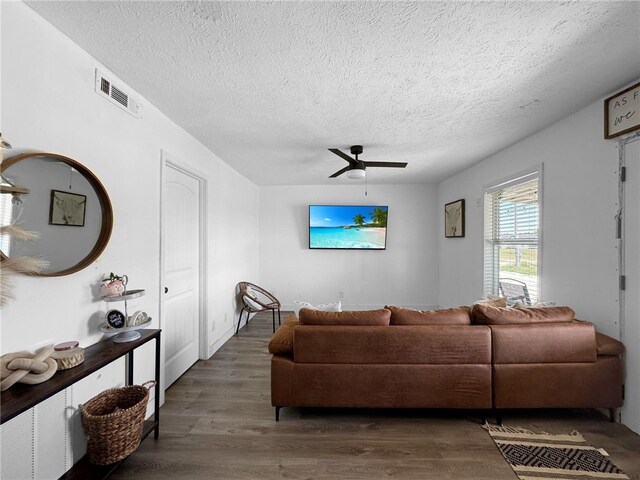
[{"xmin": 0, "ymin": 151, "xmax": 113, "ymax": 276}]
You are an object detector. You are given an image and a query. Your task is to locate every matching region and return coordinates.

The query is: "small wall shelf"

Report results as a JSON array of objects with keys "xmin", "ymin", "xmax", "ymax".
[
  {"xmin": 102, "ymin": 289, "xmax": 148, "ymax": 342},
  {"xmin": 103, "ymin": 289, "xmax": 146, "ymax": 303}
]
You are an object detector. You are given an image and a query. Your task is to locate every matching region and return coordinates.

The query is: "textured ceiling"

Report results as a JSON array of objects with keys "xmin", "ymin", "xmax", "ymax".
[{"xmin": 26, "ymin": 1, "xmax": 640, "ymax": 185}]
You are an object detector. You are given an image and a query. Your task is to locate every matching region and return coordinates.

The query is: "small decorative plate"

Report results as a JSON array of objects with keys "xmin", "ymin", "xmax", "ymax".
[{"xmin": 105, "ymin": 309, "xmax": 126, "ymax": 329}]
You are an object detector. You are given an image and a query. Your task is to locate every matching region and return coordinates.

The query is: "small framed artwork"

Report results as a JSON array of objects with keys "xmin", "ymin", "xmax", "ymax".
[
  {"xmin": 49, "ymin": 190, "xmax": 87, "ymax": 227},
  {"xmin": 604, "ymin": 81, "xmax": 640, "ymax": 139},
  {"xmin": 444, "ymin": 199, "xmax": 465, "ymax": 238}
]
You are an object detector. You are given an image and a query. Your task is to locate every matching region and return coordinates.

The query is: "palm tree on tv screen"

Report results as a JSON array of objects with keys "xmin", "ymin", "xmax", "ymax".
[
  {"xmin": 353, "ymin": 214, "xmax": 366, "ymax": 226},
  {"xmin": 371, "ymin": 208, "xmax": 387, "ymax": 227}
]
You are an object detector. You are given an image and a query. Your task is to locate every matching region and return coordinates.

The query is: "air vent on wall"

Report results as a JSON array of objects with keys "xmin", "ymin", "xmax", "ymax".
[{"xmin": 94, "ymin": 68, "xmax": 143, "ymax": 119}]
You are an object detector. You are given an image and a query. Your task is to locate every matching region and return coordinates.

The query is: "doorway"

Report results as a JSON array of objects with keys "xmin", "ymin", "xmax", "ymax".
[{"xmin": 161, "ymin": 153, "xmax": 207, "ymax": 388}]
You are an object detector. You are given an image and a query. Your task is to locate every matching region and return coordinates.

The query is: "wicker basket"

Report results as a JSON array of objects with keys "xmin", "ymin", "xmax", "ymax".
[{"xmin": 80, "ymin": 381, "xmax": 155, "ymax": 465}]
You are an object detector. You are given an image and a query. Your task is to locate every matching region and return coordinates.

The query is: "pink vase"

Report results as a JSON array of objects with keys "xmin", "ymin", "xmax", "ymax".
[{"xmin": 100, "ymin": 279, "xmax": 125, "ymax": 297}]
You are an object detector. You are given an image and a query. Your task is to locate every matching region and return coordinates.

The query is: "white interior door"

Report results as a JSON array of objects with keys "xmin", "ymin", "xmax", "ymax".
[
  {"xmin": 162, "ymin": 163, "xmax": 201, "ymax": 387},
  {"xmin": 623, "ymin": 139, "xmax": 639, "ymax": 433}
]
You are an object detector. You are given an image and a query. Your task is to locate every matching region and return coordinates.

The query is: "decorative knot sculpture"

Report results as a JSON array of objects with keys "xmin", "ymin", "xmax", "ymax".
[{"xmin": 0, "ymin": 346, "xmax": 58, "ymax": 391}]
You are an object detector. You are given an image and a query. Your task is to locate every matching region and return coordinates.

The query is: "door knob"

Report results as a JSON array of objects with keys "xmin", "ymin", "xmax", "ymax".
[{"xmin": 164, "ymin": 287, "xmax": 169, "ymax": 294}]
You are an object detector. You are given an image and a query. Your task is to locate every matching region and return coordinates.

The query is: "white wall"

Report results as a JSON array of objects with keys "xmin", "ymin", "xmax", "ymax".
[
  {"xmin": 437, "ymin": 86, "xmax": 640, "ymax": 432},
  {"xmin": 437, "ymin": 98, "xmax": 621, "ymax": 337},
  {"xmin": 1, "ymin": 0, "xmax": 258, "ymax": 354},
  {"xmin": 259, "ymin": 184, "xmax": 438, "ymax": 310},
  {"xmin": 1, "ymin": 2, "xmax": 258, "ymax": 473}
]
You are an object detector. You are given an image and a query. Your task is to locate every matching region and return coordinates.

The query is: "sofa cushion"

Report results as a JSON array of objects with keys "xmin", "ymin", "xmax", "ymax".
[
  {"xmin": 471, "ymin": 304, "xmax": 575, "ymax": 325},
  {"xmin": 595, "ymin": 332, "xmax": 625, "ymax": 356},
  {"xmin": 298, "ymin": 308, "xmax": 391, "ymax": 326},
  {"xmin": 386, "ymin": 305, "xmax": 471, "ymax": 325},
  {"xmin": 267, "ymin": 315, "xmax": 298, "ymax": 355},
  {"xmin": 490, "ymin": 322, "xmax": 596, "ymax": 364}
]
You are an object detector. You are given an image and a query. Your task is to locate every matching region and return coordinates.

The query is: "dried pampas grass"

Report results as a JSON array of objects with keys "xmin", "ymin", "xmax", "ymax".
[
  {"xmin": 0, "ymin": 225, "xmax": 39, "ymax": 241},
  {"xmin": 2, "ymin": 256, "xmax": 49, "ymax": 274},
  {"xmin": 0, "ymin": 225, "xmax": 48, "ymax": 307}
]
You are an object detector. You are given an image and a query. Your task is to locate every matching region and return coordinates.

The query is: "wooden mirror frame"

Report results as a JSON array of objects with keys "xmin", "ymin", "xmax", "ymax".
[{"xmin": 1, "ymin": 151, "xmax": 113, "ymax": 276}]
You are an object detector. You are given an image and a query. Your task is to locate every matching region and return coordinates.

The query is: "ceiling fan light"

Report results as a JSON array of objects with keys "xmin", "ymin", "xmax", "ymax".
[{"xmin": 347, "ymin": 168, "xmax": 366, "ymax": 180}]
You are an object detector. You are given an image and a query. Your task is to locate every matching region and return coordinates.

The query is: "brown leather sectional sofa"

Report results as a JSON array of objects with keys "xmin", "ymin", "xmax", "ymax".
[{"xmin": 269, "ymin": 305, "xmax": 624, "ymax": 422}]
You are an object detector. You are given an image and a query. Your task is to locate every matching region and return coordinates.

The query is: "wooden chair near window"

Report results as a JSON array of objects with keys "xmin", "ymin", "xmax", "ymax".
[
  {"xmin": 235, "ymin": 281, "xmax": 281, "ymax": 334},
  {"xmin": 499, "ymin": 278, "xmax": 532, "ymax": 305}
]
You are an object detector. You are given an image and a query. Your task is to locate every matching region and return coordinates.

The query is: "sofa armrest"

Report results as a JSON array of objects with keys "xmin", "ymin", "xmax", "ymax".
[
  {"xmin": 596, "ymin": 332, "xmax": 624, "ymax": 356},
  {"xmin": 491, "ymin": 321, "xmax": 596, "ymax": 364},
  {"xmin": 271, "ymin": 355, "xmax": 294, "ymax": 407}
]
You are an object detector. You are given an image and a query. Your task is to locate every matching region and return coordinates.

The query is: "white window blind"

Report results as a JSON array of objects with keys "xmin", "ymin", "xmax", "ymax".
[
  {"xmin": 0, "ymin": 190, "xmax": 13, "ymax": 255},
  {"xmin": 484, "ymin": 171, "xmax": 541, "ymax": 304}
]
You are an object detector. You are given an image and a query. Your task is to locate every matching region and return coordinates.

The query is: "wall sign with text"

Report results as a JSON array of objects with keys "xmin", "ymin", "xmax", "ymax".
[{"xmin": 605, "ymin": 81, "xmax": 640, "ymax": 139}]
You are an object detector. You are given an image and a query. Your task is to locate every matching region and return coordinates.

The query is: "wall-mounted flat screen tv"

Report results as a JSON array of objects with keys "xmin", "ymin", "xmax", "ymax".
[{"xmin": 309, "ymin": 205, "xmax": 388, "ymax": 250}]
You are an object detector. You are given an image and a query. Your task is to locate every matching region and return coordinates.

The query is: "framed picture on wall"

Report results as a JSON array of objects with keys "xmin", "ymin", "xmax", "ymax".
[
  {"xmin": 604, "ymin": 81, "xmax": 640, "ymax": 139},
  {"xmin": 49, "ymin": 190, "xmax": 86, "ymax": 226},
  {"xmin": 444, "ymin": 199, "xmax": 465, "ymax": 238}
]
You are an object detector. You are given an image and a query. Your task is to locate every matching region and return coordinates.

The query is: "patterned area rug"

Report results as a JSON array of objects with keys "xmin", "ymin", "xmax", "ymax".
[{"xmin": 484, "ymin": 424, "xmax": 630, "ymax": 480}]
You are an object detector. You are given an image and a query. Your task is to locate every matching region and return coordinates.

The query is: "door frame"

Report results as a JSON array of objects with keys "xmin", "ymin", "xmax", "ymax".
[
  {"xmin": 160, "ymin": 150, "xmax": 209, "ymax": 365},
  {"xmin": 617, "ymin": 131, "xmax": 640, "ymax": 428},
  {"xmin": 618, "ymin": 131, "xmax": 640, "ymax": 340}
]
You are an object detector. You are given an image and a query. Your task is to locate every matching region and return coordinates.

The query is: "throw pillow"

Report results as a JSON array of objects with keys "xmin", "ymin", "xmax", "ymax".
[
  {"xmin": 298, "ymin": 308, "xmax": 391, "ymax": 326},
  {"xmin": 245, "ymin": 285, "xmax": 258, "ymax": 300},
  {"xmin": 471, "ymin": 304, "xmax": 575, "ymax": 325},
  {"xmin": 268, "ymin": 315, "xmax": 298, "ymax": 355},
  {"xmin": 474, "ymin": 296, "xmax": 508, "ymax": 308},
  {"xmin": 292, "ymin": 300, "xmax": 342, "ymax": 316},
  {"xmin": 385, "ymin": 305, "xmax": 471, "ymax": 325},
  {"xmin": 242, "ymin": 294, "xmax": 263, "ymax": 311},
  {"xmin": 515, "ymin": 301, "xmax": 556, "ymax": 308}
]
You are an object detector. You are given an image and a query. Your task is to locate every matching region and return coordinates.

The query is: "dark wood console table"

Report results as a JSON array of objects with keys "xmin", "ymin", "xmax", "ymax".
[{"xmin": 0, "ymin": 329, "xmax": 161, "ymax": 480}]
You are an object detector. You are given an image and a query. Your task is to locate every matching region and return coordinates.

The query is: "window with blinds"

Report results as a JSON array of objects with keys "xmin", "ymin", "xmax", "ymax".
[
  {"xmin": 484, "ymin": 170, "xmax": 541, "ymax": 304},
  {"xmin": 0, "ymin": 191, "xmax": 12, "ymax": 255}
]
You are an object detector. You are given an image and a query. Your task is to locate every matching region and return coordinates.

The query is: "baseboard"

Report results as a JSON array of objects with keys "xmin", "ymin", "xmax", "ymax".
[{"xmin": 207, "ymin": 325, "xmax": 234, "ymax": 358}]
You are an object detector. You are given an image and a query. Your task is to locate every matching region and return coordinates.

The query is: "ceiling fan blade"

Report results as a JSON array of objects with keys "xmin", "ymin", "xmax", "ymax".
[
  {"xmin": 328, "ymin": 148, "xmax": 357, "ymax": 164},
  {"xmin": 364, "ymin": 161, "xmax": 408, "ymax": 168},
  {"xmin": 329, "ymin": 166, "xmax": 350, "ymax": 178}
]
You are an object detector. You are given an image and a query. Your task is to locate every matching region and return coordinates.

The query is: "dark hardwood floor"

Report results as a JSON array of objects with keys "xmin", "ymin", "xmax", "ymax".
[{"xmin": 112, "ymin": 312, "xmax": 640, "ymax": 479}]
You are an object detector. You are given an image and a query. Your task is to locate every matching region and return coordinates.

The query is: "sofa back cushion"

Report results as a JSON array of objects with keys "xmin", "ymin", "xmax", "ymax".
[
  {"xmin": 471, "ymin": 304, "xmax": 575, "ymax": 325},
  {"xmin": 293, "ymin": 325, "xmax": 491, "ymax": 364},
  {"xmin": 298, "ymin": 308, "xmax": 391, "ymax": 326},
  {"xmin": 268, "ymin": 315, "xmax": 298, "ymax": 355},
  {"xmin": 386, "ymin": 305, "xmax": 471, "ymax": 325},
  {"xmin": 491, "ymin": 321, "xmax": 596, "ymax": 364}
]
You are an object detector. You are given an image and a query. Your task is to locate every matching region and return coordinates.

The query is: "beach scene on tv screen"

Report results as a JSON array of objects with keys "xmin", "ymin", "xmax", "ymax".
[{"xmin": 309, "ymin": 205, "xmax": 388, "ymax": 249}]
